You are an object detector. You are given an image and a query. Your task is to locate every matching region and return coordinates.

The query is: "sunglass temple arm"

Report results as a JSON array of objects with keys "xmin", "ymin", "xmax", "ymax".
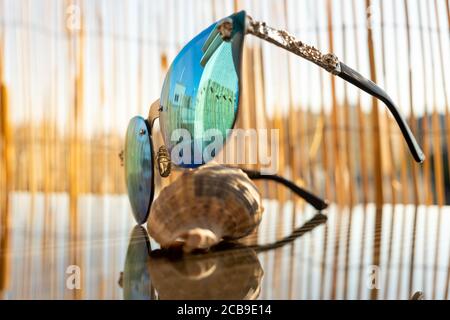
[
  {"xmin": 241, "ymin": 15, "xmax": 425, "ymax": 163},
  {"xmin": 242, "ymin": 169, "xmax": 329, "ymax": 210}
]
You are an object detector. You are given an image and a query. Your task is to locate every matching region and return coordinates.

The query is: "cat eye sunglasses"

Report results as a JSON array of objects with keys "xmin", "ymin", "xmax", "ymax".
[{"xmin": 124, "ymin": 11, "xmax": 424, "ymax": 225}]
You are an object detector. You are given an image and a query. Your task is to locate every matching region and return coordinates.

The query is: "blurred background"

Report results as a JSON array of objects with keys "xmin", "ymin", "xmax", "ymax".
[{"xmin": 0, "ymin": 0, "xmax": 449, "ymax": 299}]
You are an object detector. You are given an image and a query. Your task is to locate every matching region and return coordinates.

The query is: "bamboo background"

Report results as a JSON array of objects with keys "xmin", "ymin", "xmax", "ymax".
[
  {"xmin": 1, "ymin": 0, "xmax": 449, "ymax": 206},
  {"xmin": 0, "ymin": 0, "xmax": 449, "ymax": 300}
]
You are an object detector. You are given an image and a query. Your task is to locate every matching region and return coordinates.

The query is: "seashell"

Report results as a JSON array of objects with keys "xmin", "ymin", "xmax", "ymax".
[
  {"xmin": 121, "ymin": 225, "xmax": 263, "ymax": 300},
  {"xmin": 148, "ymin": 245, "xmax": 264, "ymax": 300},
  {"xmin": 147, "ymin": 164, "xmax": 264, "ymax": 252}
]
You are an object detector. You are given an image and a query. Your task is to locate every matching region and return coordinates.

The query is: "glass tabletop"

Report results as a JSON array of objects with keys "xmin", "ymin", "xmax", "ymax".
[{"xmin": 0, "ymin": 192, "xmax": 449, "ymax": 300}]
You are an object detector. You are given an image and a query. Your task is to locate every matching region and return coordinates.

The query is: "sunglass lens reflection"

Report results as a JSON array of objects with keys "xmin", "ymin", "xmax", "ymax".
[
  {"xmin": 159, "ymin": 11, "xmax": 247, "ymax": 167},
  {"xmin": 124, "ymin": 116, "xmax": 154, "ymax": 224}
]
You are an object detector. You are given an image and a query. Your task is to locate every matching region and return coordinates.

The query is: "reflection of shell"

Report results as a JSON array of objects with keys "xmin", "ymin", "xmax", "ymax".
[
  {"xmin": 147, "ymin": 164, "xmax": 263, "ymax": 252},
  {"xmin": 149, "ymin": 247, "xmax": 264, "ymax": 300}
]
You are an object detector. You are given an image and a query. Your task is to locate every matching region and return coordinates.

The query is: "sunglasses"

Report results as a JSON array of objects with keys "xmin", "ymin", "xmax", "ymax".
[{"xmin": 124, "ymin": 11, "xmax": 424, "ymax": 225}]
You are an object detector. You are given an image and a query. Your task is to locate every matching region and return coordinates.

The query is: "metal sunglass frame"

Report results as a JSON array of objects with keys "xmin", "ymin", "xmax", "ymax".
[
  {"xmin": 134, "ymin": 11, "xmax": 425, "ymax": 223},
  {"xmin": 147, "ymin": 99, "xmax": 329, "ymax": 211}
]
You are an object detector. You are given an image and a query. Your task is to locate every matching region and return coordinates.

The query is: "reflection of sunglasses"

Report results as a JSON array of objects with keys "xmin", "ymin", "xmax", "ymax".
[
  {"xmin": 124, "ymin": 11, "xmax": 424, "ymax": 225},
  {"xmin": 122, "ymin": 213, "xmax": 327, "ymax": 299}
]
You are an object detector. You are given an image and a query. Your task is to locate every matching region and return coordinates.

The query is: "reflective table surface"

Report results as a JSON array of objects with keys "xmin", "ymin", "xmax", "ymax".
[{"xmin": 0, "ymin": 192, "xmax": 449, "ymax": 300}]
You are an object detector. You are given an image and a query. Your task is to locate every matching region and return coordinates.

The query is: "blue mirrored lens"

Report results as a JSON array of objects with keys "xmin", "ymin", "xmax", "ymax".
[
  {"xmin": 160, "ymin": 11, "xmax": 246, "ymax": 168},
  {"xmin": 124, "ymin": 116, "xmax": 154, "ymax": 224}
]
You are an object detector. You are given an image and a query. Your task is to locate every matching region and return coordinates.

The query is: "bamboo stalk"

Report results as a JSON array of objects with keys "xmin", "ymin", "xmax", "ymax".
[
  {"xmin": 365, "ymin": 0, "xmax": 383, "ymax": 300},
  {"xmin": 351, "ymin": 0, "xmax": 370, "ymax": 205},
  {"xmin": 338, "ymin": 3, "xmax": 355, "ymax": 296},
  {"xmin": 412, "ymin": 0, "xmax": 435, "ymax": 300},
  {"xmin": 403, "ymin": 0, "xmax": 421, "ymax": 205},
  {"xmin": 379, "ymin": 0, "xmax": 398, "ymax": 205},
  {"xmin": 416, "ymin": 0, "xmax": 433, "ymax": 205},
  {"xmin": 392, "ymin": 1, "xmax": 410, "ymax": 204},
  {"xmin": 326, "ymin": 6, "xmax": 346, "ymax": 297},
  {"xmin": 433, "ymin": 0, "xmax": 450, "ymax": 205},
  {"xmin": 425, "ymin": 0, "xmax": 445, "ymax": 207},
  {"xmin": 269, "ymin": 0, "xmax": 285, "ymax": 299},
  {"xmin": 253, "ymin": 4, "xmax": 273, "ymax": 205},
  {"xmin": 425, "ymin": 0, "xmax": 445, "ymax": 299},
  {"xmin": 447, "ymin": 0, "xmax": 450, "ymax": 33},
  {"xmin": 408, "ymin": 205, "xmax": 419, "ymax": 297},
  {"xmin": 314, "ymin": 0, "xmax": 331, "ymax": 201},
  {"xmin": 283, "ymin": 0, "xmax": 308, "ymax": 204},
  {"xmin": 41, "ymin": 0, "xmax": 53, "ymax": 299},
  {"xmin": 313, "ymin": 0, "xmax": 330, "ymax": 300},
  {"xmin": 382, "ymin": 205, "xmax": 397, "ymax": 299},
  {"xmin": 0, "ymin": 27, "xmax": 12, "ymax": 295},
  {"xmin": 396, "ymin": 206, "xmax": 407, "ymax": 299},
  {"xmin": 303, "ymin": 0, "xmax": 317, "ymax": 194},
  {"xmin": 380, "ymin": 0, "xmax": 401, "ymax": 296},
  {"xmin": 327, "ymin": 0, "xmax": 345, "ymax": 206},
  {"xmin": 340, "ymin": 0, "xmax": 356, "ymax": 206},
  {"xmin": 446, "ymin": 249, "xmax": 450, "ymax": 299},
  {"xmin": 65, "ymin": 0, "xmax": 84, "ymax": 299},
  {"xmin": 366, "ymin": 0, "xmax": 383, "ymax": 206}
]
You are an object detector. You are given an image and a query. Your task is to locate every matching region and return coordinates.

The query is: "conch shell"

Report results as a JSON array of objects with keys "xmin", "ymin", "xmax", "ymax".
[
  {"xmin": 149, "ymin": 246, "xmax": 263, "ymax": 300},
  {"xmin": 147, "ymin": 164, "xmax": 264, "ymax": 252}
]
